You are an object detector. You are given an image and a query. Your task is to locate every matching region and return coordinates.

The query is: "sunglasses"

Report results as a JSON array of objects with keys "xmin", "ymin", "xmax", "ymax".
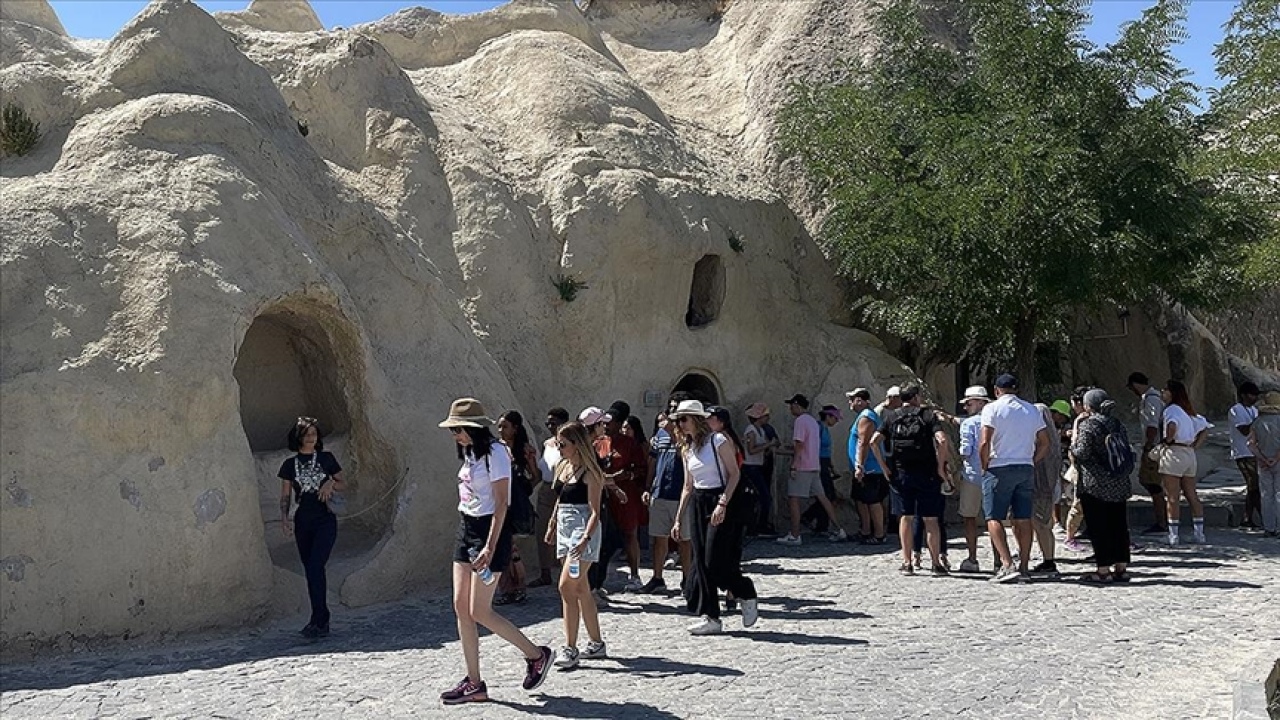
[
  {"xmin": 450, "ymin": 427, "xmax": 467, "ymax": 435},
  {"xmin": 676, "ymin": 416, "xmax": 693, "ymax": 424},
  {"xmin": 556, "ymin": 441, "xmax": 570, "ymax": 449}
]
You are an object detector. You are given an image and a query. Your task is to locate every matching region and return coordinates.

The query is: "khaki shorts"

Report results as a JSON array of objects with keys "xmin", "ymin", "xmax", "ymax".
[
  {"xmin": 1156, "ymin": 445, "xmax": 1197, "ymax": 478},
  {"xmin": 648, "ymin": 497, "xmax": 691, "ymax": 538},
  {"xmin": 788, "ymin": 470, "xmax": 824, "ymax": 499},
  {"xmin": 958, "ymin": 480, "xmax": 983, "ymax": 519}
]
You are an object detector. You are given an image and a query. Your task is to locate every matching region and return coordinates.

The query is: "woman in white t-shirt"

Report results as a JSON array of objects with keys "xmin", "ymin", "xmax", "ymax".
[
  {"xmin": 438, "ymin": 398, "xmax": 552, "ymax": 705},
  {"xmin": 670, "ymin": 400, "xmax": 758, "ymax": 636},
  {"xmin": 1156, "ymin": 381, "xmax": 1208, "ymax": 546}
]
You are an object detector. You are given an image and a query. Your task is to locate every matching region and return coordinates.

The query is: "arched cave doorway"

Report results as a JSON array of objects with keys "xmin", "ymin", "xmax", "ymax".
[
  {"xmin": 672, "ymin": 371, "xmax": 721, "ymax": 405},
  {"xmin": 233, "ymin": 297, "xmax": 393, "ymax": 577},
  {"xmin": 685, "ymin": 254, "xmax": 725, "ymax": 329}
]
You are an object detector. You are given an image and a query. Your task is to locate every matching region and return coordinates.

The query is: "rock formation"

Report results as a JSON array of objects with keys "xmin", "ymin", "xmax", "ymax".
[
  {"xmin": 1, "ymin": 0, "xmax": 1269, "ymax": 655},
  {"xmin": 0, "ymin": 0, "xmax": 912, "ymax": 653}
]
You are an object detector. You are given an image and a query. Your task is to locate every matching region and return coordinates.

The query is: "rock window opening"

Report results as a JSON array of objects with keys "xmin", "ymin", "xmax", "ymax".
[
  {"xmin": 685, "ymin": 254, "xmax": 725, "ymax": 329},
  {"xmin": 673, "ymin": 372, "xmax": 720, "ymax": 405}
]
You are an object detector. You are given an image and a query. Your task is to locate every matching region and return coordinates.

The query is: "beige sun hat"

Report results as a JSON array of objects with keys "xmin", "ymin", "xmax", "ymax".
[
  {"xmin": 745, "ymin": 402, "xmax": 770, "ymax": 419},
  {"xmin": 671, "ymin": 399, "xmax": 711, "ymax": 418},
  {"xmin": 438, "ymin": 398, "xmax": 493, "ymax": 428}
]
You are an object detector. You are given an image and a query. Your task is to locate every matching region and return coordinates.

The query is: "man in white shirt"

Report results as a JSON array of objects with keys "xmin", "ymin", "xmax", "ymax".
[
  {"xmin": 1230, "ymin": 382, "xmax": 1262, "ymax": 529},
  {"xmin": 979, "ymin": 374, "xmax": 1049, "ymax": 583},
  {"xmin": 1126, "ymin": 372, "xmax": 1169, "ymax": 535}
]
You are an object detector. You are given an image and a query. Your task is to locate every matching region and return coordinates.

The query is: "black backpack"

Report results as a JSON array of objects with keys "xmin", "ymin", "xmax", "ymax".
[{"xmin": 889, "ymin": 407, "xmax": 936, "ymax": 469}]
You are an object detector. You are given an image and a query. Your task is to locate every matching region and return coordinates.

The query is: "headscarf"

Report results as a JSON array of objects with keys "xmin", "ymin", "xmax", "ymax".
[{"xmin": 1083, "ymin": 388, "xmax": 1116, "ymax": 416}]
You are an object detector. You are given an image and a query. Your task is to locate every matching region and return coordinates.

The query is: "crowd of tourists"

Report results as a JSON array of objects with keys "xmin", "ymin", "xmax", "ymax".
[{"xmin": 271, "ymin": 372, "xmax": 1280, "ymax": 704}]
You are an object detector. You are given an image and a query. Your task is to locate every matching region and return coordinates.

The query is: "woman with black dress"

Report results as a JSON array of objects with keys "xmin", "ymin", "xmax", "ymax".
[{"xmin": 278, "ymin": 416, "xmax": 343, "ymax": 638}]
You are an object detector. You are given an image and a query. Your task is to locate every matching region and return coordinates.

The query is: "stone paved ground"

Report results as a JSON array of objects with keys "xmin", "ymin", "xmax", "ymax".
[{"xmin": 3, "ymin": 530, "xmax": 1278, "ymax": 719}]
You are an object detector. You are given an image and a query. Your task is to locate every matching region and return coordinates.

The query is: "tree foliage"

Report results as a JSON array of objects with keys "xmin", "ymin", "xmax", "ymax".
[
  {"xmin": 780, "ymin": 0, "xmax": 1275, "ymax": 392},
  {"xmin": 1205, "ymin": 0, "xmax": 1280, "ymax": 285}
]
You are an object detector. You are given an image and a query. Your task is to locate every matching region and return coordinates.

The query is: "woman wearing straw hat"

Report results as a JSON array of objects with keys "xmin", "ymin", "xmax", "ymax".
[
  {"xmin": 1247, "ymin": 391, "xmax": 1280, "ymax": 537},
  {"xmin": 671, "ymin": 400, "xmax": 758, "ymax": 635},
  {"xmin": 438, "ymin": 398, "xmax": 552, "ymax": 705}
]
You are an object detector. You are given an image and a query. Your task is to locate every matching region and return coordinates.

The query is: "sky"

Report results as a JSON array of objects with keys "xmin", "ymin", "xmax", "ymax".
[{"xmin": 48, "ymin": 0, "xmax": 1238, "ymax": 93}]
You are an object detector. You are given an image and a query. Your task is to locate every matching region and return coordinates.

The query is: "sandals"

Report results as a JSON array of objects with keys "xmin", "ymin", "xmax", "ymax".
[
  {"xmin": 1080, "ymin": 572, "xmax": 1113, "ymax": 584},
  {"xmin": 898, "ymin": 562, "xmax": 915, "ymax": 576},
  {"xmin": 493, "ymin": 590, "xmax": 527, "ymax": 606},
  {"xmin": 1111, "ymin": 571, "xmax": 1131, "ymax": 583}
]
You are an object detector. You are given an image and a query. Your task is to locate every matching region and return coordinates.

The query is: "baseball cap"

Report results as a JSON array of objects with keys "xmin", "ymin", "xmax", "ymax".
[
  {"xmin": 886, "ymin": 386, "xmax": 901, "ymax": 398},
  {"xmin": 845, "ymin": 387, "xmax": 871, "ymax": 401},
  {"xmin": 994, "ymin": 374, "xmax": 1018, "ymax": 390},
  {"xmin": 819, "ymin": 405, "xmax": 843, "ymax": 422},
  {"xmin": 578, "ymin": 406, "xmax": 605, "ymax": 425},
  {"xmin": 784, "ymin": 394, "xmax": 810, "ymax": 408}
]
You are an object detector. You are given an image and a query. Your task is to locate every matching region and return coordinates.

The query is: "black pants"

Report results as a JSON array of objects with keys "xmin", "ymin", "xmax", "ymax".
[
  {"xmin": 742, "ymin": 465, "xmax": 771, "ymax": 533},
  {"xmin": 588, "ymin": 503, "xmax": 623, "ymax": 591},
  {"xmin": 294, "ymin": 510, "xmax": 337, "ymax": 628},
  {"xmin": 802, "ymin": 458, "xmax": 839, "ymax": 531},
  {"xmin": 1079, "ymin": 492, "xmax": 1130, "ymax": 567},
  {"xmin": 687, "ymin": 489, "xmax": 756, "ymax": 620}
]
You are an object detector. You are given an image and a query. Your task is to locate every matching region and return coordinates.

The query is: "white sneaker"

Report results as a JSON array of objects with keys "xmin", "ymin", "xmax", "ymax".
[
  {"xmin": 828, "ymin": 528, "xmax": 848, "ymax": 542},
  {"xmin": 990, "ymin": 565, "xmax": 1020, "ymax": 584},
  {"xmin": 776, "ymin": 534, "xmax": 802, "ymax": 546},
  {"xmin": 664, "ymin": 555, "xmax": 677, "ymax": 570},
  {"xmin": 1192, "ymin": 530, "xmax": 1206, "ymax": 544},
  {"xmin": 553, "ymin": 646, "xmax": 579, "ymax": 669},
  {"xmin": 741, "ymin": 598, "xmax": 758, "ymax": 628},
  {"xmin": 582, "ymin": 640, "xmax": 607, "ymax": 659},
  {"xmin": 1168, "ymin": 529, "xmax": 1180, "ymax": 547},
  {"xmin": 688, "ymin": 616, "xmax": 723, "ymax": 635}
]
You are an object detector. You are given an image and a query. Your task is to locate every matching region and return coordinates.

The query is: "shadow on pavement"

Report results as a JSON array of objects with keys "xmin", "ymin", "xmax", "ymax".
[
  {"xmin": 499, "ymin": 695, "xmax": 681, "ymax": 719},
  {"xmin": 739, "ymin": 561, "xmax": 828, "ymax": 576},
  {"xmin": 722, "ymin": 630, "xmax": 869, "ymax": 646},
  {"xmin": 0, "ymin": 601, "xmax": 457, "ymax": 693},
  {"xmin": 572, "ymin": 654, "xmax": 745, "ymax": 678}
]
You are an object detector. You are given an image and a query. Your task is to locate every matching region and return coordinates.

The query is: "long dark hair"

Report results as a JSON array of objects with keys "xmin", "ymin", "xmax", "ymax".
[
  {"xmin": 287, "ymin": 416, "xmax": 324, "ymax": 452},
  {"xmin": 624, "ymin": 415, "xmax": 647, "ymax": 445},
  {"xmin": 707, "ymin": 406, "xmax": 743, "ymax": 456},
  {"xmin": 500, "ymin": 410, "xmax": 533, "ymax": 469},
  {"xmin": 455, "ymin": 426, "xmax": 497, "ymax": 461},
  {"xmin": 1165, "ymin": 380, "xmax": 1195, "ymax": 416}
]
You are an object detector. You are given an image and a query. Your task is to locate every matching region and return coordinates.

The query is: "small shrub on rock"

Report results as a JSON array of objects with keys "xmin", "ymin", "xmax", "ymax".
[{"xmin": 0, "ymin": 104, "xmax": 42, "ymax": 157}]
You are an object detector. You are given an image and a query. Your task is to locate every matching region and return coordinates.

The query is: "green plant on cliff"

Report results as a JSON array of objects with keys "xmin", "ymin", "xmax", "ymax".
[
  {"xmin": 780, "ymin": 0, "xmax": 1274, "ymax": 393},
  {"xmin": 552, "ymin": 273, "xmax": 589, "ymax": 302},
  {"xmin": 0, "ymin": 103, "xmax": 42, "ymax": 157}
]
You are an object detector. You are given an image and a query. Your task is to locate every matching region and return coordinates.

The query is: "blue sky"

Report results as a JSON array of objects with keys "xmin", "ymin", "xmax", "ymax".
[{"xmin": 50, "ymin": 0, "xmax": 1237, "ymax": 92}]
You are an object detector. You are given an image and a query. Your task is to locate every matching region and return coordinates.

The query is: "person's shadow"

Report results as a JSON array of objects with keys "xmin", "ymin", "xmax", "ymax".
[
  {"xmin": 496, "ymin": 695, "xmax": 682, "ymax": 719},
  {"xmin": 568, "ymin": 654, "xmax": 745, "ymax": 678}
]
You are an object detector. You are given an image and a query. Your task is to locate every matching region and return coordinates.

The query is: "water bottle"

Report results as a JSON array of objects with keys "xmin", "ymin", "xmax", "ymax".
[
  {"xmin": 567, "ymin": 530, "xmax": 582, "ymax": 579},
  {"xmin": 468, "ymin": 548, "xmax": 496, "ymax": 585}
]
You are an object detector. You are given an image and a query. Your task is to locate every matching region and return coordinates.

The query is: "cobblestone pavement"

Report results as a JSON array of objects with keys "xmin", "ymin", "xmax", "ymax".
[{"xmin": 3, "ymin": 530, "xmax": 1278, "ymax": 719}]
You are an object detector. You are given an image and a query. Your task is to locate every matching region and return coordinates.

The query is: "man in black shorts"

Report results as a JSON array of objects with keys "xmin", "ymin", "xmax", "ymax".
[{"xmin": 847, "ymin": 388, "xmax": 889, "ymax": 543}]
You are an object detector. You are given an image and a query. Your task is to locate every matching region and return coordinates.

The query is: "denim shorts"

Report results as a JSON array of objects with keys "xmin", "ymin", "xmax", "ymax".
[{"xmin": 983, "ymin": 465, "xmax": 1034, "ymax": 520}]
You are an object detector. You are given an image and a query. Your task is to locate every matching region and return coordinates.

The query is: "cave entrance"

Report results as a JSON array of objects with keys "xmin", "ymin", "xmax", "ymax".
[
  {"xmin": 685, "ymin": 254, "xmax": 725, "ymax": 329},
  {"xmin": 233, "ymin": 298, "xmax": 393, "ymax": 587},
  {"xmin": 672, "ymin": 371, "xmax": 721, "ymax": 405}
]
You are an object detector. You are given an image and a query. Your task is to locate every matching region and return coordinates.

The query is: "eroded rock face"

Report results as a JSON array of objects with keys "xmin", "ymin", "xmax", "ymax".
[
  {"xmin": 215, "ymin": 0, "xmax": 324, "ymax": 33},
  {"xmin": 0, "ymin": 0, "xmax": 66, "ymax": 35}
]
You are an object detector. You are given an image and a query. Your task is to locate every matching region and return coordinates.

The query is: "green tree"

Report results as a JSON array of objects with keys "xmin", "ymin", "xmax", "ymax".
[
  {"xmin": 781, "ymin": 0, "xmax": 1275, "ymax": 394},
  {"xmin": 1206, "ymin": 0, "xmax": 1279, "ymax": 285}
]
